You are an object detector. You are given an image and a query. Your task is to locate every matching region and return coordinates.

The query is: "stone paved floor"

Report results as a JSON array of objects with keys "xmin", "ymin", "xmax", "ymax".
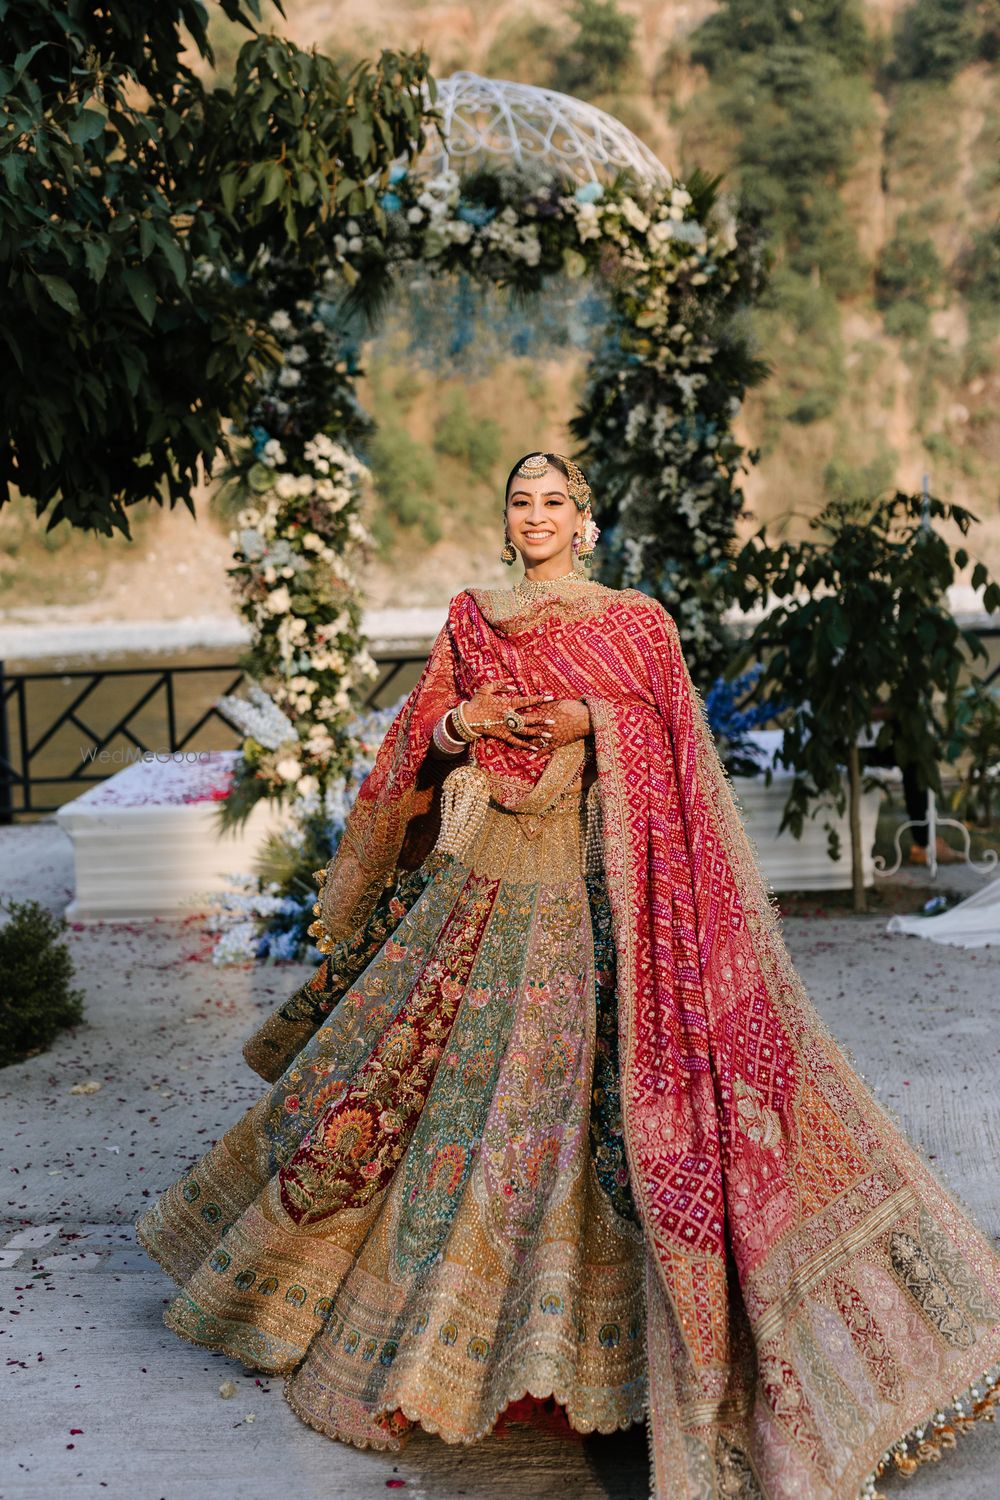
[{"xmin": 0, "ymin": 821, "xmax": 998, "ymax": 1500}]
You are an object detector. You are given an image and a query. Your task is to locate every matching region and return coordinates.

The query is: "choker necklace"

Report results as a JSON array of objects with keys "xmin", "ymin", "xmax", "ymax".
[{"xmin": 514, "ymin": 570, "xmax": 589, "ymax": 598}]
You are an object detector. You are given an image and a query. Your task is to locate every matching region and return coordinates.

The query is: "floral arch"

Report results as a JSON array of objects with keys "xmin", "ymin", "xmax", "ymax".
[{"xmin": 220, "ymin": 73, "xmax": 766, "ymax": 826}]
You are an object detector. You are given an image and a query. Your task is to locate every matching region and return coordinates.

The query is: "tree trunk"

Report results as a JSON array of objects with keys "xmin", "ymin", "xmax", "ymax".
[{"xmin": 848, "ymin": 741, "xmax": 866, "ymax": 914}]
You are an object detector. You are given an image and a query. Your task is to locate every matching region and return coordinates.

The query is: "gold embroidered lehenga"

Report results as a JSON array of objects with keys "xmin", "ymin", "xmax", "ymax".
[{"xmin": 137, "ymin": 577, "xmax": 1000, "ymax": 1499}]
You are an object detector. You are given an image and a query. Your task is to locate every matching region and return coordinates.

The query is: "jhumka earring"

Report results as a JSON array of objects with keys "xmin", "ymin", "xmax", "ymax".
[{"xmin": 500, "ymin": 534, "xmax": 517, "ymax": 566}]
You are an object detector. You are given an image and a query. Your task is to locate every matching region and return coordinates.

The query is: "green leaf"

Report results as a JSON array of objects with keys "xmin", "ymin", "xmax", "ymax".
[
  {"xmin": 1, "ymin": 152, "xmax": 26, "ymax": 194},
  {"xmin": 121, "ymin": 267, "xmax": 157, "ymax": 325},
  {"xmin": 156, "ymin": 231, "xmax": 188, "ymax": 288},
  {"xmin": 13, "ymin": 41, "xmax": 49, "ymax": 78},
  {"xmin": 349, "ymin": 115, "xmax": 373, "ymax": 162},
  {"xmin": 82, "ymin": 238, "xmax": 111, "ymax": 283},
  {"xmin": 118, "ymin": 347, "xmax": 143, "ymax": 398},
  {"xmin": 259, "ymin": 162, "xmax": 285, "ymax": 207},
  {"xmin": 36, "ymin": 274, "xmax": 80, "ymax": 316},
  {"xmin": 68, "ymin": 109, "xmax": 106, "ymax": 147},
  {"xmin": 219, "ymin": 172, "xmax": 238, "ymax": 215}
]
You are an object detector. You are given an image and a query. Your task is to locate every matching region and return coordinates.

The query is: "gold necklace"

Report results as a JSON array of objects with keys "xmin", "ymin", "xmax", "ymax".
[{"xmin": 513, "ymin": 570, "xmax": 590, "ymax": 600}]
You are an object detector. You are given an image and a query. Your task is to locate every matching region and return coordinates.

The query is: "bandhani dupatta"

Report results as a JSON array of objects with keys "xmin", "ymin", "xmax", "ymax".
[
  {"xmin": 571, "ymin": 591, "xmax": 1000, "ymax": 1499},
  {"xmin": 249, "ymin": 583, "xmax": 1000, "ymax": 1498}
]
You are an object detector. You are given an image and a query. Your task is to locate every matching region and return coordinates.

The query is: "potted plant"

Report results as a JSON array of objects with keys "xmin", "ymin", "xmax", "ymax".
[{"xmin": 730, "ymin": 490, "xmax": 1000, "ymax": 912}]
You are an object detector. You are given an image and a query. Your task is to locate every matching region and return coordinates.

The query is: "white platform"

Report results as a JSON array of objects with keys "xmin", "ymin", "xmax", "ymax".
[
  {"xmin": 733, "ymin": 732, "xmax": 883, "ymax": 892},
  {"xmin": 55, "ymin": 752, "xmax": 287, "ymax": 921},
  {"xmin": 54, "ymin": 728, "xmax": 885, "ymax": 921}
]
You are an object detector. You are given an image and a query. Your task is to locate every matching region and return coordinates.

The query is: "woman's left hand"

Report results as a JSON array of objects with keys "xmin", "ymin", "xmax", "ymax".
[{"xmin": 514, "ymin": 697, "xmax": 591, "ymax": 753}]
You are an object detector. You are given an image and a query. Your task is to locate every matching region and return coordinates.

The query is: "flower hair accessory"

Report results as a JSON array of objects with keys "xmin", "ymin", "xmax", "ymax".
[{"xmin": 573, "ymin": 513, "xmax": 600, "ymax": 563}]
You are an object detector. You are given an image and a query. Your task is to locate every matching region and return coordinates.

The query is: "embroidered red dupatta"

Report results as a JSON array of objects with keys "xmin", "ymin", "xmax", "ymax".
[{"xmin": 305, "ymin": 582, "xmax": 1000, "ymax": 1499}]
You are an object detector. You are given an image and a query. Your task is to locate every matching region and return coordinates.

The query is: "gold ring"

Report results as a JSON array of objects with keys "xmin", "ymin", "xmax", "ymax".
[{"xmin": 504, "ymin": 710, "xmax": 526, "ymax": 733}]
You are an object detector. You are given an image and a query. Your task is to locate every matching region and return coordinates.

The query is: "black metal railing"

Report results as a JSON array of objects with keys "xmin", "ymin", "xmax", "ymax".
[
  {"xmin": 0, "ymin": 648, "xmax": 427, "ymax": 821},
  {"xmin": 1, "ymin": 628, "xmax": 996, "ymax": 822}
]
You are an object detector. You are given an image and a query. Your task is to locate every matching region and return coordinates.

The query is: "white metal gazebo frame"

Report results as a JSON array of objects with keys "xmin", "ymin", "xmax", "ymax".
[{"xmin": 416, "ymin": 71, "xmax": 672, "ymax": 190}]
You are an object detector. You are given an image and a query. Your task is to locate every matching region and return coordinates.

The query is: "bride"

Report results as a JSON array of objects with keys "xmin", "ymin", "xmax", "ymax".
[{"xmin": 137, "ymin": 452, "xmax": 1000, "ymax": 1499}]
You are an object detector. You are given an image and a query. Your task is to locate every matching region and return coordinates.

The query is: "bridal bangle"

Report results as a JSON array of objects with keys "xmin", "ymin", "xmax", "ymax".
[
  {"xmin": 434, "ymin": 701, "xmax": 509, "ymax": 753},
  {"xmin": 432, "ymin": 709, "xmax": 467, "ymax": 756},
  {"xmin": 451, "ymin": 702, "xmax": 480, "ymax": 743}
]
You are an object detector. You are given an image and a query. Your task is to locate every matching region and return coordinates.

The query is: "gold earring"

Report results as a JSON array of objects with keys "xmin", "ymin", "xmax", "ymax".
[{"xmin": 500, "ymin": 535, "xmax": 517, "ymax": 566}]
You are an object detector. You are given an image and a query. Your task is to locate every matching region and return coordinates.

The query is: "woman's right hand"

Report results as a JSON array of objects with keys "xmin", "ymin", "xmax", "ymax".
[{"xmin": 462, "ymin": 685, "xmax": 557, "ymax": 752}]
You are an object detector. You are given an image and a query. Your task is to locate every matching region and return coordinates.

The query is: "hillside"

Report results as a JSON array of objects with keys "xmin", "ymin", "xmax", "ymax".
[{"xmin": 2, "ymin": 0, "xmax": 998, "ymax": 622}]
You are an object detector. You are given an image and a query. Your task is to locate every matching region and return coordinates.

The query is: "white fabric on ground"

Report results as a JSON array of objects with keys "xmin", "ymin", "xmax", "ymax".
[{"xmin": 886, "ymin": 872, "xmax": 1000, "ymax": 947}]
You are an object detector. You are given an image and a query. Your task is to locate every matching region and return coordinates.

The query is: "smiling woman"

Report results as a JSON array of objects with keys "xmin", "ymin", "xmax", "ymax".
[
  {"xmin": 502, "ymin": 450, "xmax": 593, "ymax": 577},
  {"xmin": 137, "ymin": 453, "xmax": 1000, "ymax": 1500}
]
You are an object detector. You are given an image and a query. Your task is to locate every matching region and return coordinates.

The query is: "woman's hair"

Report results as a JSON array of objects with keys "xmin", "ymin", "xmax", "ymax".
[{"xmin": 503, "ymin": 452, "xmax": 571, "ymax": 505}]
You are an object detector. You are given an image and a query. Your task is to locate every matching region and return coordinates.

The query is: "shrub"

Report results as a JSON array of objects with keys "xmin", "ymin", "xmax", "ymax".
[
  {"xmin": 957, "ymin": 224, "xmax": 1000, "ymax": 311},
  {"xmin": 893, "ymin": 0, "xmax": 978, "ymax": 82},
  {"xmin": 0, "ymin": 899, "xmax": 85, "ymax": 1067},
  {"xmin": 691, "ymin": 0, "xmax": 870, "ymax": 73},
  {"xmin": 875, "ymin": 228, "xmax": 943, "ymax": 309},
  {"xmin": 484, "ymin": 16, "xmax": 559, "ymax": 86},
  {"xmin": 367, "ymin": 425, "xmax": 441, "ymax": 546},
  {"xmin": 433, "ymin": 392, "xmax": 502, "ymax": 481},
  {"xmin": 552, "ymin": 0, "xmax": 637, "ymax": 97}
]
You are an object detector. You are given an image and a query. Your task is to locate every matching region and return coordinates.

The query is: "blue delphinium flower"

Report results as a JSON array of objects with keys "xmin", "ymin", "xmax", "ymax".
[
  {"xmin": 457, "ymin": 202, "xmax": 497, "ymax": 226},
  {"xmin": 269, "ymin": 928, "xmax": 304, "ymax": 961},
  {"xmin": 380, "ymin": 190, "xmax": 403, "ymax": 214},
  {"xmin": 704, "ymin": 665, "xmax": 776, "ymax": 776},
  {"xmin": 574, "ymin": 181, "xmax": 604, "ymax": 204},
  {"xmin": 389, "ymin": 164, "xmax": 408, "ymax": 185},
  {"xmin": 250, "ymin": 425, "xmax": 271, "ymax": 459}
]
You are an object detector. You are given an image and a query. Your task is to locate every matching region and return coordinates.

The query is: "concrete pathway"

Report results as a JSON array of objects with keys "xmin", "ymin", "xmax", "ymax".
[{"xmin": 0, "ymin": 823, "xmax": 998, "ymax": 1500}]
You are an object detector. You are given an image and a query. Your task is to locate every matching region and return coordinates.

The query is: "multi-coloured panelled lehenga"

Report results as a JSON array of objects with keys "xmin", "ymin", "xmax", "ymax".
[{"xmin": 136, "ymin": 577, "xmax": 1000, "ymax": 1500}]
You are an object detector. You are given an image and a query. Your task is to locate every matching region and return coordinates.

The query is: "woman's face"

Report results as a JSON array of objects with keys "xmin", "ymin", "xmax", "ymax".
[{"xmin": 505, "ymin": 465, "xmax": 578, "ymax": 567}]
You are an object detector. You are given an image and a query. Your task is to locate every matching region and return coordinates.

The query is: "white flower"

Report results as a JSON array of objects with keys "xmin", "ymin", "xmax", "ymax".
[
  {"xmin": 266, "ymin": 585, "xmax": 291, "ymax": 615},
  {"xmin": 274, "ymin": 473, "xmax": 299, "ymax": 499},
  {"xmin": 648, "ymin": 220, "xmax": 674, "ymax": 246},
  {"xmin": 574, "ymin": 203, "xmax": 601, "ymax": 241},
  {"xmin": 262, "ymin": 438, "xmax": 286, "ymax": 465},
  {"xmin": 284, "ymin": 344, "xmax": 308, "ymax": 366},
  {"xmin": 446, "ymin": 218, "xmax": 473, "ymax": 245},
  {"xmin": 296, "ymin": 775, "xmax": 320, "ymax": 799},
  {"xmin": 216, "ymin": 683, "xmax": 295, "ymax": 749},
  {"xmin": 275, "ymin": 756, "xmax": 302, "ymax": 783},
  {"xmin": 347, "ymin": 236, "xmax": 363, "ymax": 254},
  {"xmin": 277, "ymin": 366, "xmax": 302, "ymax": 388},
  {"xmin": 269, "ymin": 309, "xmax": 292, "ymax": 333},
  {"xmin": 620, "ymin": 197, "xmax": 650, "ymax": 233},
  {"xmin": 406, "ymin": 206, "xmax": 424, "ymax": 224}
]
